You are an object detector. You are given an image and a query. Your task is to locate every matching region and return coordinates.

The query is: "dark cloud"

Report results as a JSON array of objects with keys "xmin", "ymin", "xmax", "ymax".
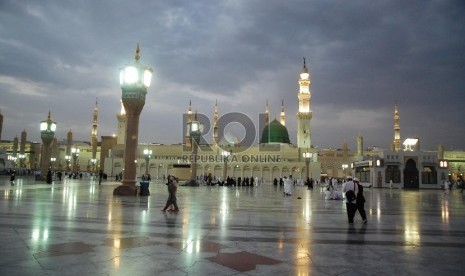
[{"xmin": 0, "ymin": 0, "xmax": 464, "ymax": 151}]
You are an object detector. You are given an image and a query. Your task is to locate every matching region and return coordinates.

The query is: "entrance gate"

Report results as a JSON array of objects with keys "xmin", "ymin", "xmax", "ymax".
[{"xmin": 403, "ymin": 158, "xmax": 419, "ymax": 189}]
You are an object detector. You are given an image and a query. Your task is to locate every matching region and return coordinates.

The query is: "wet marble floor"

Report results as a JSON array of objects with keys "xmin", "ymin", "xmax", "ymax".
[{"xmin": 1, "ymin": 176, "xmax": 465, "ymax": 276}]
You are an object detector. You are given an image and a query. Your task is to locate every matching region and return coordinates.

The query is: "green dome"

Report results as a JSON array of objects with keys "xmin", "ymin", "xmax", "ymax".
[{"xmin": 260, "ymin": 119, "xmax": 291, "ymax": 144}]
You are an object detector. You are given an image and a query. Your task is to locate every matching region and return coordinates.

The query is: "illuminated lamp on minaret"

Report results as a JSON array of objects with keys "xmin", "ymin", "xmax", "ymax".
[{"xmin": 296, "ymin": 57, "xmax": 312, "ymax": 148}]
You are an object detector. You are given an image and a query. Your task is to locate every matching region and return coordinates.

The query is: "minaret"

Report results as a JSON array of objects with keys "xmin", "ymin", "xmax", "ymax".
[
  {"xmin": 438, "ymin": 144, "xmax": 444, "ymax": 160},
  {"xmin": 265, "ymin": 100, "xmax": 270, "ymax": 125},
  {"xmin": 20, "ymin": 130, "xmax": 27, "ymax": 167},
  {"xmin": 342, "ymin": 140, "xmax": 348, "ymax": 159},
  {"xmin": 213, "ymin": 100, "xmax": 219, "ymax": 146},
  {"xmin": 0, "ymin": 110, "xmax": 3, "ymax": 141},
  {"xmin": 357, "ymin": 133, "xmax": 364, "ymax": 159},
  {"xmin": 393, "ymin": 103, "xmax": 401, "ymax": 151},
  {"xmin": 280, "ymin": 100, "xmax": 286, "ymax": 126},
  {"xmin": 116, "ymin": 100, "xmax": 127, "ymax": 145},
  {"xmin": 67, "ymin": 130, "xmax": 72, "ymax": 156},
  {"xmin": 91, "ymin": 99, "xmax": 98, "ymax": 162},
  {"xmin": 184, "ymin": 100, "xmax": 193, "ymax": 147},
  {"xmin": 13, "ymin": 135, "xmax": 18, "ymax": 157},
  {"xmin": 296, "ymin": 58, "xmax": 312, "ymax": 148}
]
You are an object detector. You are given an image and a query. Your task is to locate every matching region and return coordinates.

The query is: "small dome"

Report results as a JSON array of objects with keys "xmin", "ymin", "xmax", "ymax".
[{"xmin": 260, "ymin": 119, "xmax": 291, "ymax": 144}]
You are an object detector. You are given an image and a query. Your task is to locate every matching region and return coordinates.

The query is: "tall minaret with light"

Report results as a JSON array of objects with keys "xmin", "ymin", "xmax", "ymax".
[
  {"xmin": 296, "ymin": 58, "xmax": 312, "ymax": 148},
  {"xmin": 184, "ymin": 100, "xmax": 193, "ymax": 147},
  {"xmin": 91, "ymin": 99, "xmax": 98, "ymax": 165},
  {"xmin": 265, "ymin": 100, "xmax": 270, "ymax": 125},
  {"xmin": 213, "ymin": 100, "xmax": 219, "ymax": 146},
  {"xmin": 116, "ymin": 100, "xmax": 127, "ymax": 145},
  {"xmin": 393, "ymin": 103, "xmax": 401, "ymax": 151},
  {"xmin": 0, "ymin": 110, "xmax": 3, "ymax": 141},
  {"xmin": 280, "ymin": 100, "xmax": 286, "ymax": 126}
]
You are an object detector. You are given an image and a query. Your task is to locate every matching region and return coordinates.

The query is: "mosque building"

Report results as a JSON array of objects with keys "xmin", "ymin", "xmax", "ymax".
[
  {"xmin": 101, "ymin": 59, "xmax": 320, "ymax": 182},
  {"xmin": 0, "ymin": 61, "xmax": 463, "ymax": 187}
]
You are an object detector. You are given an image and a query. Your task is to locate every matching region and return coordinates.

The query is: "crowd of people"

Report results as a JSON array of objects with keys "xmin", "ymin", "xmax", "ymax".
[{"xmin": 7, "ymin": 166, "xmax": 463, "ymax": 224}]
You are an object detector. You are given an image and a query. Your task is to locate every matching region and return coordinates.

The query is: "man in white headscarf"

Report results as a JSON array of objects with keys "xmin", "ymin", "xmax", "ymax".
[{"xmin": 342, "ymin": 176, "xmax": 358, "ymax": 224}]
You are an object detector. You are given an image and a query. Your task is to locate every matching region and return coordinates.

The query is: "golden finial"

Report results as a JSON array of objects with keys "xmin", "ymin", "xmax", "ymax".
[
  {"xmin": 48, "ymin": 111, "xmax": 51, "ymax": 120},
  {"xmin": 302, "ymin": 57, "xmax": 308, "ymax": 73},
  {"xmin": 194, "ymin": 110, "xmax": 198, "ymax": 120},
  {"xmin": 135, "ymin": 43, "xmax": 140, "ymax": 61}
]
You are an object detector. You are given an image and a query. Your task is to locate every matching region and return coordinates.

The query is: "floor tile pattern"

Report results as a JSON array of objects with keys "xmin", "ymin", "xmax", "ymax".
[{"xmin": 1, "ymin": 176, "xmax": 465, "ymax": 275}]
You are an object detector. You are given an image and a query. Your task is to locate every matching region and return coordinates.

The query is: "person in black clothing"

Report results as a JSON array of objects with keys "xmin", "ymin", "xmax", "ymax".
[
  {"xmin": 10, "ymin": 170, "xmax": 16, "ymax": 185},
  {"xmin": 46, "ymin": 169, "xmax": 53, "ymax": 184},
  {"xmin": 354, "ymin": 177, "xmax": 367, "ymax": 224},
  {"xmin": 99, "ymin": 170, "xmax": 103, "ymax": 185}
]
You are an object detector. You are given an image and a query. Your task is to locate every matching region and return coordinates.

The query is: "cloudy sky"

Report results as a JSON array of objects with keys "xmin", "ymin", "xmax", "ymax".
[{"xmin": 1, "ymin": 0, "xmax": 464, "ymax": 151}]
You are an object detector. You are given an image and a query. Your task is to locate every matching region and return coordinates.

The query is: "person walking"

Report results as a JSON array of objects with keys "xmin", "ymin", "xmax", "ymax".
[
  {"xmin": 46, "ymin": 169, "xmax": 53, "ymax": 184},
  {"xmin": 354, "ymin": 177, "xmax": 367, "ymax": 224},
  {"xmin": 283, "ymin": 175, "xmax": 293, "ymax": 196},
  {"xmin": 162, "ymin": 176, "xmax": 179, "ymax": 212},
  {"xmin": 98, "ymin": 170, "xmax": 103, "ymax": 185},
  {"xmin": 10, "ymin": 170, "xmax": 16, "ymax": 186},
  {"xmin": 342, "ymin": 176, "xmax": 358, "ymax": 224},
  {"xmin": 444, "ymin": 180, "xmax": 450, "ymax": 195}
]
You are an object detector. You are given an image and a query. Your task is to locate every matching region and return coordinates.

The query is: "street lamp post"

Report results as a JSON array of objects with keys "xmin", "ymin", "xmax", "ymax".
[
  {"xmin": 71, "ymin": 147, "xmax": 80, "ymax": 175},
  {"xmin": 65, "ymin": 155, "xmax": 71, "ymax": 172},
  {"xmin": 91, "ymin": 158, "xmax": 97, "ymax": 172},
  {"xmin": 143, "ymin": 149, "xmax": 152, "ymax": 176},
  {"xmin": 18, "ymin": 153, "xmax": 26, "ymax": 168},
  {"xmin": 40, "ymin": 112, "xmax": 57, "ymax": 181},
  {"xmin": 222, "ymin": 150, "xmax": 231, "ymax": 183},
  {"xmin": 303, "ymin": 152, "xmax": 313, "ymax": 181},
  {"xmin": 114, "ymin": 44, "xmax": 153, "ymax": 196},
  {"xmin": 188, "ymin": 115, "xmax": 202, "ymax": 186},
  {"xmin": 50, "ymin": 157, "xmax": 56, "ymax": 170}
]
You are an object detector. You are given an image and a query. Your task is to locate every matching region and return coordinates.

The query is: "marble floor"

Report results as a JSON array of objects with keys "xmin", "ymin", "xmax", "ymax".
[{"xmin": 1, "ymin": 176, "xmax": 465, "ymax": 276}]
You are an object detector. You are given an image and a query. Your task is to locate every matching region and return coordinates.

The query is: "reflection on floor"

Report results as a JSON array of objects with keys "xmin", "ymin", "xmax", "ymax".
[{"xmin": 1, "ymin": 176, "xmax": 465, "ymax": 275}]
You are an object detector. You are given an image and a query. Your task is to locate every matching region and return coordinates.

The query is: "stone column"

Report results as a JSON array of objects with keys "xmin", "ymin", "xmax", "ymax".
[{"xmin": 114, "ymin": 98, "xmax": 144, "ymax": 195}]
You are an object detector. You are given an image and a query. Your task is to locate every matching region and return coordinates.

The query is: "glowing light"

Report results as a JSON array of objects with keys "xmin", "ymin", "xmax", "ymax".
[
  {"xmin": 40, "ymin": 122, "xmax": 47, "ymax": 131},
  {"xmin": 143, "ymin": 70, "xmax": 152, "ymax": 87},
  {"xmin": 123, "ymin": 66, "xmax": 138, "ymax": 84},
  {"xmin": 403, "ymin": 138, "xmax": 418, "ymax": 151}
]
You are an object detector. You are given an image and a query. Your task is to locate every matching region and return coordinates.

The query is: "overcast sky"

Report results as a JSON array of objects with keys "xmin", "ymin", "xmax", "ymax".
[{"xmin": 1, "ymin": 0, "xmax": 464, "ymax": 151}]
